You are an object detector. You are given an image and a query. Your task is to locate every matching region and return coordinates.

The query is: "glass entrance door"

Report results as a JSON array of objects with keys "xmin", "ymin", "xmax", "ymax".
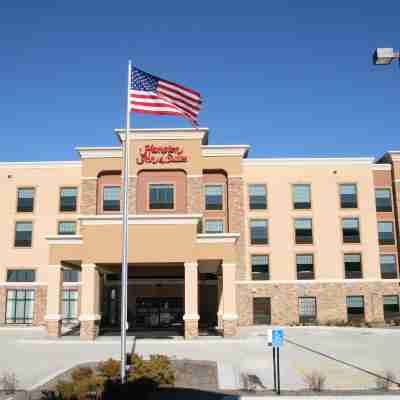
[{"xmin": 135, "ymin": 297, "xmax": 183, "ymax": 329}]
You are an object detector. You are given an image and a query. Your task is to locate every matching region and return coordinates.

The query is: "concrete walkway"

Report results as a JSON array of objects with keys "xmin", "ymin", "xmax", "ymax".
[{"xmin": 1, "ymin": 326, "xmax": 400, "ymax": 393}]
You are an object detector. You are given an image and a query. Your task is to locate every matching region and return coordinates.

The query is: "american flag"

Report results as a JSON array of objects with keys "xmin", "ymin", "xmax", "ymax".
[{"xmin": 129, "ymin": 67, "xmax": 202, "ymax": 126}]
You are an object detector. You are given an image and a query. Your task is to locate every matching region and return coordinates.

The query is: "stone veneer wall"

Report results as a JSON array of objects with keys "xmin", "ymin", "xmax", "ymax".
[
  {"xmin": 0, "ymin": 287, "xmax": 5, "ymax": 324},
  {"xmin": 237, "ymin": 281, "xmax": 400, "ymax": 325},
  {"xmin": 81, "ymin": 179, "xmax": 97, "ymax": 214},
  {"xmin": 128, "ymin": 177, "xmax": 137, "ymax": 214},
  {"xmin": 187, "ymin": 177, "xmax": 203, "ymax": 214},
  {"xmin": 227, "ymin": 177, "xmax": 246, "ymax": 280}
]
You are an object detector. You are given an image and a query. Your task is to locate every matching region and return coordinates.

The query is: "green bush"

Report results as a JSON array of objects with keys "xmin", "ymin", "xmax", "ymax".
[
  {"xmin": 71, "ymin": 367, "xmax": 94, "ymax": 383},
  {"xmin": 129, "ymin": 354, "xmax": 175, "ymax": 385},
  {"xmin": 97, "ymin": 358, "xmax": 121, "ymax": 379},
  {"xmin": 56, "ymin": 381, "xmax": 75, "ymax": 400}
]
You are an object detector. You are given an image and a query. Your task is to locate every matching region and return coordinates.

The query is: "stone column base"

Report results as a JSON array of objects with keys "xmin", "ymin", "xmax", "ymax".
[
  {"xmin": 183, "ymin": 316, "xmax": 199, "ymax": 339},
  {"xmin": 223, "ymin": 316, "xmax": 238, "ymax": 337},
  {"xmin": 79, "ymin": 317, "xmax": 100, "ymax": 340},
  {"xmin": 46, "ymin": 319, "xmax": 62, "ymax": 338}
]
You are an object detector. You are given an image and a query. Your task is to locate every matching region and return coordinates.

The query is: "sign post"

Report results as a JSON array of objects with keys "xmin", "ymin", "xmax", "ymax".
[{"xmin": 268, "ymin": 328, "xmax": 284, "ymax": 395}]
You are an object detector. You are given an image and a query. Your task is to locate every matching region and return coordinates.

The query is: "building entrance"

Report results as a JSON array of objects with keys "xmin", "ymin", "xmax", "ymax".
[{"xmin": 135, "ymin": 297, "xmax": 183, "ymax": 329}]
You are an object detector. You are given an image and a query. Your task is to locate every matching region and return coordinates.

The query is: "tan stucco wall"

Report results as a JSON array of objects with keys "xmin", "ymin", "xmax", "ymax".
[
  {"xmin": 0, "ymin": 163, "xmax": 81, "ymax": 283},
  {"xmin": 242, "ymin": 161, "xmax": 381, "ymax": 281}
]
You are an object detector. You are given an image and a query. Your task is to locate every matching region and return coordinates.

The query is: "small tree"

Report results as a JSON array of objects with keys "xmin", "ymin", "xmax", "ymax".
[{"xmin": 302, "ymin": 370, "xmax": 326, "ymax": 392}]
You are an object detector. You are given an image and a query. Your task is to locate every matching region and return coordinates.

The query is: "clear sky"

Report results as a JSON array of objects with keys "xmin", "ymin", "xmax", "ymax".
[{"xmin": 0, "ymin": 1, "xmax": 399, "ymax": 161}]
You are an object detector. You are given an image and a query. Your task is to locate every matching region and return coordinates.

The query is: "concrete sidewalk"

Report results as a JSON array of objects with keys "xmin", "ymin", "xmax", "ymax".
[{"xmin": 1, "ymin": 326, "xmax": 400, "ymax": 392}]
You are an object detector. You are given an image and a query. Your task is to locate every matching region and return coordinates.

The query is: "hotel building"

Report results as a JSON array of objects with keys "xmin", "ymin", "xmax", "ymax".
[{"xmin": 1, "ymin": 127, "xmax": 400, "ymax": 340}]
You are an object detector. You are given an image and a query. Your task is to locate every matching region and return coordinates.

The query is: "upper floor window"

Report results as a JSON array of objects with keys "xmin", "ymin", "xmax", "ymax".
[
  {"xmin": 292, "ymin": 184, "xmax": 311, "ymax": 209},
  {"xmin": 296, "ymin": 254, "xmax": 314, "ymax": 279},
  {"xmin": 249, "ymin": 184, "xmax": 267, "ymax": 210},
  {"xmin": 205, "ymin": 185, "xmax": 224, "ymax": 210},
  {"xmin": 17, "ymin": 188, "xmax": 34, "ymax": 213},
  {"xmin": 251, "ymin": 255, "xmax": 269, "ymax": 280},
  {"xmin": 340, "ymin": 184, "xmax": 358, "ymax": 208},
  {"xmin": 342, "ymin": 218, "xmax": 360, "ymax": 243},
  {"xmin": 294, "ymin": 218, "xmax": 313, "ymax": 244},
  {"xmin": 7, "ymin": 269, "xmax": 35, "ymax": 282},
  {"xmin": 204, "ymin": 219, "xmax": 224, "ymax": 234},
  {"xmin": 380, "ymin": 255, "xmax": 398, "ymax": 279},
  {"xmin": 63, "ymin": 269, "xmax": 80, "ymax": 282},
  {"xmin": 344, "ymin": 253, "xmax": 362, "ymax": 279},
  {"xmin": 149, "ymin": 184, "xmax": 174, "ymax": 210},
  {"xmin": 14, "ymin": 222, "xmax": 33, "ymax": 247},
  {"xmin": 250, "ymin": 219, "xmax": 268, "ymax": 245},
  {"xmin": 103, "ymin": 186, "xmax": 120, "ymax": 212},
  {"xmin": 375, "ymin": 189, "xmax": 392, "ymax": 212},
  {"xmin": 60, "ymin": 187, "xmax": 78, "ymax": 212},
  {"xmin": 58, "ymin": 221, "xmax": 77, "ymax": 235},
  {"xmin": 378, "ymin": 221, "xmax": 395, "ymax": 245}
]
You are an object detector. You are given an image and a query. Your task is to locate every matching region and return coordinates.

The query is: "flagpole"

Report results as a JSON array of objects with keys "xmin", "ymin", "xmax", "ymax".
[{"xmin": 120, "ymin": 59, "xmax": 132, "ymax": 383}]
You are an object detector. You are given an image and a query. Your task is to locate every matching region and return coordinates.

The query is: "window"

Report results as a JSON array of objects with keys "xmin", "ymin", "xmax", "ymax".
[
  {"xmin": 253, "ymin": 297, "xmax": 271, "ymax": 325},
  {"xmin": 342, "ymin": 218, "xmax": 360, "ymax": 243},
  {"xmin": 344, "ymin": 254, "xmax": 362, "ymax": 279},
  {"xmin": 17, "ymin": 188, "xmax": 34, "ymax": 212},
  {"xmin": 249, "ymin": 184, "xmax": 267, "ymax": 210},
  {"xmin": 103, "ymin": 186, "xmax": 120, "ymax": 211},
  {"xmin": 58, "ymin": 221, "xmax": 77, "ymax": 235},
  {"xmin": 251, "ymin": 255, "xmax": 269, "ymax": 280},
  {"xmin": 250, "ymin": 219, "xmax": 268, "ymax": 245},
  {"xmin": 383, "ymin": 295, "xmax": 400, "ymax": 321},
  {"xmin": 205, "ymin": 185, "xmax": 224, "ymax": 210},
  {"xmin": 299, "ymin": 297, "xmax": 317, "ymax": 323},
  {"xmin": 340, "ymin": 184, "xmax": 358, "ymax": 208},
  {"xmin": 378, "ymin": 221, "xmax": 395, "ymax": 245},
  {"xmin": 380, "ymin": 255, "xmax": 398, "ymax": 279},
  {"xmin": 204, "ymin": 219, "xmax": 224, "ymax": 234},
  {"xmin": 149, "ymin": 184, "xmax": 174, "ymax": 209},
  {"xmin": 346, "ymin": 296, "xmax": 364, "ymax": 321},
  {"xmin": 296, "ymin": 254, "xmax": 314, "ymax": 279},
  {"xmin": 62, "ymin": 289, "xmax": 78, "ymax": 321},
  {"xmin": 60, "ymin": 187, "xmax": 78, "ymax": 212},
  {"xmin": 7, "ymin": 269, "xmax": 35, "ymax": 282},
  {"xmin": 292, "ymin": 184, "xmax": 311, "ymax": 209},
  {"xmin": 294, "ymin": 218, "xmax": 313, "ymax": 244},
  {"xmin": 6, "ymin": 289, "xmax": 35, "ymax": 324},
  {"xmin": 14, "ymin": 222, "xmax": 33, "ymax": 247},
  {"xmin": 63, "ymin": 269, "xmax": 80, "ymax": 282},
  {"xmin": 375, "ymin": 189, "xmax": 392, "ymax": 212}
]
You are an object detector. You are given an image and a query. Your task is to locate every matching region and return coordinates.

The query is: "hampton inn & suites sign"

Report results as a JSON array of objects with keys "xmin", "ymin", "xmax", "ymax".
[{"xmin": 136, "ymin": 145, "xmax": 188, "ymax": 165}]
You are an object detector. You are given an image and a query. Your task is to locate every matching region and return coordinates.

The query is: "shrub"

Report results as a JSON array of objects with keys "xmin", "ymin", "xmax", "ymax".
[
  {"xmin": 97, "ymin": 358, "xmax": 121, "ymax": 379},
  {"xmin": 129, "ymin": 354, "xmax": 175, "ymax": 386},
  {"xmin": 71, "ymin": 367, "xmax": 94, "ymax": 383},
  {"xmin": 0, "ymin": 371, "xmax": 18, "ymax": 394},
  {"xmin": 302, "ymin": 370, "xmax": 326, "ymax": 392},
  {"xmin": 376, "ymin": 370, "xmax": 396, "ymax": 391},
  {"xmin": 56, "ymin": 381, "xmax": 75, "ymax": 400}
]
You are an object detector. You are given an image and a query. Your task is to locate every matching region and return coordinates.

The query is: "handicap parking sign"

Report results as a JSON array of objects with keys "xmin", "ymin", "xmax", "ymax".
[{"xmin": 271, "ymin": 328, "xmax": 284, "ymax": 347}]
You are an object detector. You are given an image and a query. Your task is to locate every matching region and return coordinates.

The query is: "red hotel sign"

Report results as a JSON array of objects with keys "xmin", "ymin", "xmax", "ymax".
[{"xmin": 136, "ymin": 145, "xmax": 188, "ymax": 165}]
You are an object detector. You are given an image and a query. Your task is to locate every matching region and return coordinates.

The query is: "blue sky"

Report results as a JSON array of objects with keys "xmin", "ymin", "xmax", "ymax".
[{"xmin": 0, "ymin": 1, "xmax": 399, "ymax": 161}]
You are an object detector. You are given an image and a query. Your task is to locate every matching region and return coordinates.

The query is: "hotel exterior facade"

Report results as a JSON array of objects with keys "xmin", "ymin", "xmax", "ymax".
[{"xmin": 1, "ymin": 127, "xmax": 400, "ymax": 340}]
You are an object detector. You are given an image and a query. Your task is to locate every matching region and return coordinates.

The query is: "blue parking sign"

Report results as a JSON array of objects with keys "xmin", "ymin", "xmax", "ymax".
[{"xmin": 272, "ymin": 328, "xmax": 284, "ymax": 347}]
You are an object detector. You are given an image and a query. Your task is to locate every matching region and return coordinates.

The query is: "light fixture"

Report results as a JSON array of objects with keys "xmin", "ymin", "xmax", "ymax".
[{"xmin": 373, "ymin": 48, "xmax": 400, "ymax": 65}]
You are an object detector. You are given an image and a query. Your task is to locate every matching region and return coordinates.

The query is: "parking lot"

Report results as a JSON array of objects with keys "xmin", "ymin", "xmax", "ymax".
[{"xmin": 1, "ymin": 326, "xmax": 400, "ymax": 392}]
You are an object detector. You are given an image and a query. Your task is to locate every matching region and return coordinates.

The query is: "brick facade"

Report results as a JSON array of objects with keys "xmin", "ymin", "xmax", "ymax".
[
  {"xmin": 227, "ymin": 177, "xmax": 246, "ymax": 280},
  {"xmin": 184, "ymin": 319, "xmax": 199, "ymax": 339},
  {"xmin": 128, "ymin": 176, "xmax": 137, "ymax": 214},
  {"xmin": 80, "ymin": 179, "xmax": 97, "ymax": 214},
  {"xmin": 80, "ymin": 320, "xmax": 100, "ymax": 340},
  {"xmin": 187, "ymin": 176, "xmax": 203, "ymax": 214},
  {"xmin": 237, "ymin": 281, "xmax": 400, "ymax": 325}
]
